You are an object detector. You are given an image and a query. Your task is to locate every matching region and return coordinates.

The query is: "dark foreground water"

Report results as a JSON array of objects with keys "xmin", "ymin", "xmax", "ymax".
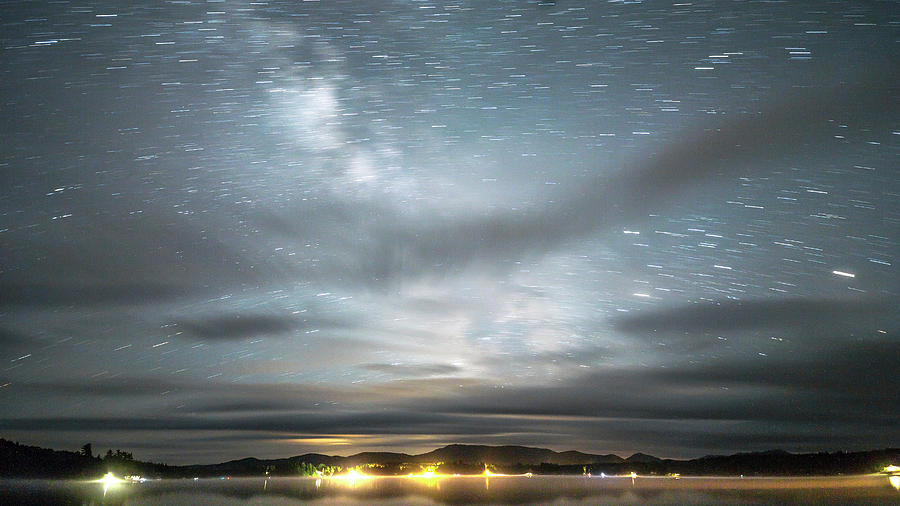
[{"xmin": 2, "ymin": 475, "xmax": 898, "ymax": 505}]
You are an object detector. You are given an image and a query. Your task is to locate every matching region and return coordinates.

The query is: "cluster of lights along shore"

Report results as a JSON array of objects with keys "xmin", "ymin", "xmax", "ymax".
[{"xmin": 90, "ymin": 463, "xmax": 900, "ymax": 493}]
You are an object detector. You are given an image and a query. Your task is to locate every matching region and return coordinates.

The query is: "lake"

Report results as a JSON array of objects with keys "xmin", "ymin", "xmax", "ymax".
[{"xmin": 2, "ymin": 474, "xmax": 898, "ymax": 505}]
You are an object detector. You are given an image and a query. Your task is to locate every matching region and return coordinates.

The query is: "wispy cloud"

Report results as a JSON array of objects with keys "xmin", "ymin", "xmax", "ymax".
[
  {"xmin": 612, "ymin": 297, "xmax": 896, "ymax": 334},
  {"xmin": 361, "ymin": 362, "xmax": 462, "ymax": 377},
  {"xmin": 175, "ymin": 314, "xmax": 297, "ymax": 341}
]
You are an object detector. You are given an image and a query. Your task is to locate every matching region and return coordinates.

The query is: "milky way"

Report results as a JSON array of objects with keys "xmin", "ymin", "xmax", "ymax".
[{"xmin": 1, "ymin": 0, "xmax": 898, "ymax": 464}]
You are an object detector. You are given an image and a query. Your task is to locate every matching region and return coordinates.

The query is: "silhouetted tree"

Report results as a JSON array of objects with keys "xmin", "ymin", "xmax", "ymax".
[
  {"xmin": 297, "ymin": 462, "xmax": 317, "ymax": 476},
  {"xmin": 114, "ymin": 449, "xmax": 133, "ymax": 461},
  {"xmin": 296, "ymin": 462, "xmax": 340, "ymax": 477},
  {"xmin": 81, "ymin": 443, "xmax": 93, "ymax": 458}
]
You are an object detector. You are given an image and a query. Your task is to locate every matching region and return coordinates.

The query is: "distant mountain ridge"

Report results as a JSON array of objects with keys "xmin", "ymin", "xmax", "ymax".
[
  {"xmin": 2, "ymin": 438, "xmax": 898, "ymax": 478},
  {"xmin": 174, "ymin": 444, "xmax": 900, "ymax": 477},
  {"xmin": 412, "ymin": 444, "xmax": 623, "ymax": 465},
  {"xmin": 176, "ymin": 443, "xmax": 622, "ymax": 475},
  {"xmin": 626, "ymin": 452, "xmax": 663, "ymax": 463}
]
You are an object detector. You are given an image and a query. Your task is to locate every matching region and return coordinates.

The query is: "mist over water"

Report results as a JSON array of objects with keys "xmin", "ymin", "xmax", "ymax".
[{"xmin": 2, "ymin": 475, "xmax": 899, "ymax": 506}]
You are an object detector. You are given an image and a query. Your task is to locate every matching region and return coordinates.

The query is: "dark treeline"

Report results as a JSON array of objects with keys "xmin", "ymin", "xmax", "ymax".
[
  {"xmin": 527, "ymin": 449, "xmax": 900, "ymax": 477},
  {"xmin": 1, "ymin": 438, "xmax": 897, "ymax": 479},
  {"xmin": 0, "ymin": 439, "xmax": 173, "ymax": 479}
]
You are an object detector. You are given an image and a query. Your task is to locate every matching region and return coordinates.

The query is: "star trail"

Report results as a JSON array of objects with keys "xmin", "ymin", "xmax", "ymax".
[{"xmin": 1, "ymin": 0, "xmax": 897, "ymax": 464}]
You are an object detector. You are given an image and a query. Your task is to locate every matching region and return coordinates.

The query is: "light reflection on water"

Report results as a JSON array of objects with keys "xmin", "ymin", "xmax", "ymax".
[{"xmin": 1, "ymin": 475, "xmax": 898, "ymax": 506}]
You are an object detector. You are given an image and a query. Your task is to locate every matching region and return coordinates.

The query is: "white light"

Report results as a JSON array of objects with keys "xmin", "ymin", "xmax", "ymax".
[
  {"xmin": 832, "ymin": 270, "xmax": 855, "ymax": 278},
  {"xmin": 96, "ymin": 472, "xmax": 123, "ymax": 496},
  {"xmin": 96, "ymin": 472, "xmax": 124, "ymax": 485}
]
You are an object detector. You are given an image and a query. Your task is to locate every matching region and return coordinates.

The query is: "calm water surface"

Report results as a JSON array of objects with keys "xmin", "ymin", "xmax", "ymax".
[{"xmin": 1, "ymin": 475, "xmax": 898, "ymax": 505}]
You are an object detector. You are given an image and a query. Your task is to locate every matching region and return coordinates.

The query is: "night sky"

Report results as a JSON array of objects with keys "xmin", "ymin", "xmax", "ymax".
[{"xmin": 1, "ymin": 0, "xmax": 898, "ymax": 465}]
